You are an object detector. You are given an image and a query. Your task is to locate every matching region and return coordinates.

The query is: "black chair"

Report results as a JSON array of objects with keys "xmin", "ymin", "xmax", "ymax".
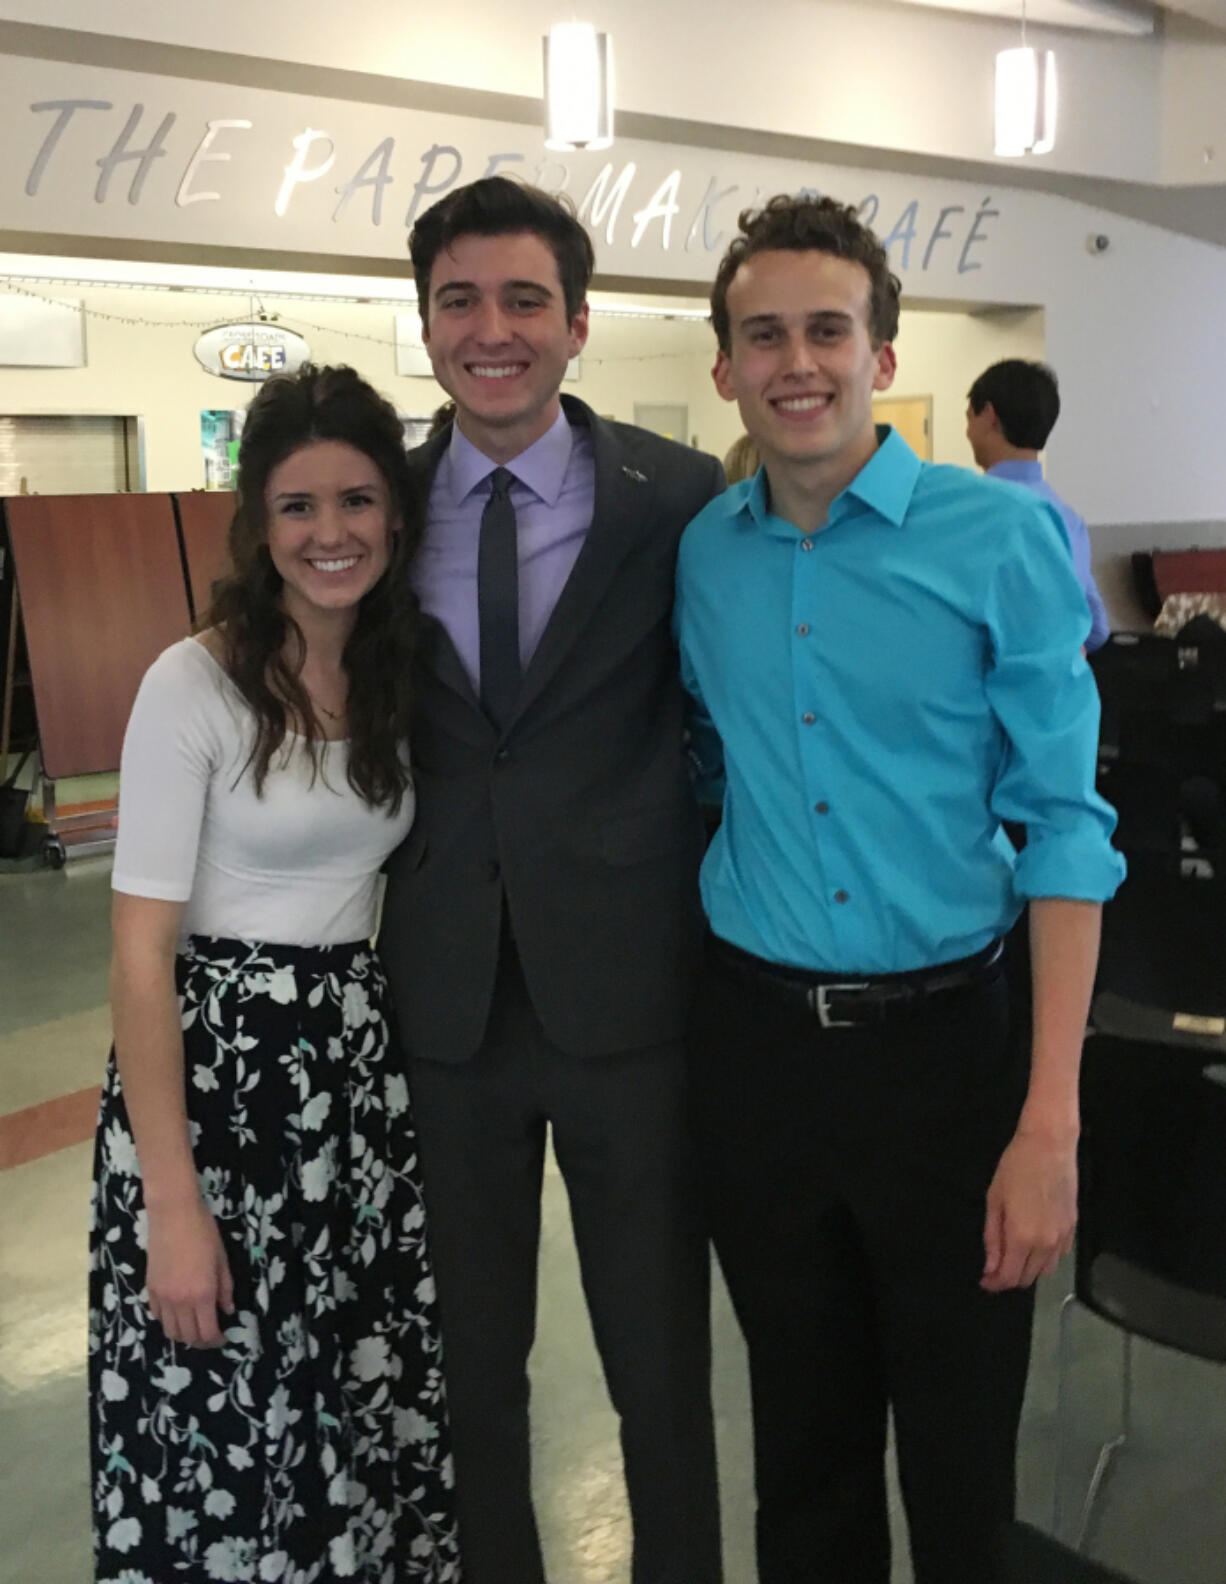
[
  {"xmin": 1095, "ymin": 855, "xmax": 1226, "ymax": 1026},
  {"xmin": 1054, "ymin": 1032, "xmax": 1226, "ymax": 1549},
  {"xmin": 996, "ymin": 1521, "xmax": 1141, "ymax": 1583},
  {"xmin": 1091, "ymin": 633, "xmax": 1180, "ymax": 761},
  {"xmin": 1092, "ymin": 631, "xmax": 1226, "ymax": 786},
  {"xmin": 1175, "ymin": 613, "xmax": 1226, "ymax": 711},
  {"xmin": 1090, "ymin": 631, "xmax": 1180, "ymax": 700},
  {"xmin": 1095, "ymin": 763, "xmax": 1184, "ymax": 858}
]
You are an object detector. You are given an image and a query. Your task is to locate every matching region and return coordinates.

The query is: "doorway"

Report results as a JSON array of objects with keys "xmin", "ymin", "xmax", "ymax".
[{"xmin": 873, "ymin": 396, "xmax": 932, "ymax": 461}]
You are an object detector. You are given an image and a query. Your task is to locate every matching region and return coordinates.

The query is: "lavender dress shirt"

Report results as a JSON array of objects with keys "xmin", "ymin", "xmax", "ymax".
[{"xmin": 413, "ymin": 408, "xmax": 596, "ymax": 693}]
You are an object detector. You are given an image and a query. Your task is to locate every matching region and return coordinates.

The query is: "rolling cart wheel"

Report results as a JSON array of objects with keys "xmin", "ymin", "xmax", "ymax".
[{"xmin": 44, "ymin": 835, "xmax": 67, "ymax": 869}]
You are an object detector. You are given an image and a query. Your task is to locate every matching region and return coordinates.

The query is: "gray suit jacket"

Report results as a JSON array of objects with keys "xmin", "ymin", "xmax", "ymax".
[{"xmin": 379, "ymin": 396, "xmax": 724, "ymax": 1062}]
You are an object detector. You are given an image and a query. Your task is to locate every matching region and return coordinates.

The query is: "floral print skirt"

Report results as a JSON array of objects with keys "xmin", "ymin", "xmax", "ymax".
[{"xmin": 88, "ymin": 935, "xmax": 460, "ymax": 1583}]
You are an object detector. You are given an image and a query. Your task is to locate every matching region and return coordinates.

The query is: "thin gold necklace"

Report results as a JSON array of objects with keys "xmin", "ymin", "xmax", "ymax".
[{"xmin": 301, "ymin": 686, "xmax": 344, "ymax": 724}]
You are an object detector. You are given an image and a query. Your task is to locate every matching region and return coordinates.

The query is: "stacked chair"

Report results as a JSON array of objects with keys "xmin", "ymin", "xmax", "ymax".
[{"xmin": 1051, "ymin": 624, "xmax": 1226, "ymax": 1568}]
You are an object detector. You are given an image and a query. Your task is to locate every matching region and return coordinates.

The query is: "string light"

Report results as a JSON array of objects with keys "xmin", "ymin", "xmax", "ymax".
[{"xmin": 0, "ymin": 276, "xmax": 706, "ymax": 366}]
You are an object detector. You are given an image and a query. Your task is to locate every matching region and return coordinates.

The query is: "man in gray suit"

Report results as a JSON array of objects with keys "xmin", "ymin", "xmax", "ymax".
[{"xmin": 379, "ymin": 177, "xmax": 723, "ymax": 1584}]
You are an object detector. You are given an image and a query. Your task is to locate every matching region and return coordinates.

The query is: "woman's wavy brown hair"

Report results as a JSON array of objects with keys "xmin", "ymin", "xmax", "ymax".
[{"xmin": 202, "ymin": 363, "xmax": 421, "ymax": 812}]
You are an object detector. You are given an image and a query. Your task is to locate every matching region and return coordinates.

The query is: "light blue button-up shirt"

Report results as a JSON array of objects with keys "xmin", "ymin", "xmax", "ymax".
[
  {"xmin": 986, "ymin": 459, "xmax": 1110, "ymax": 652},
  {"xmin": 675, "ymin": 427, "xmax": 1125, "ymax": 975}
]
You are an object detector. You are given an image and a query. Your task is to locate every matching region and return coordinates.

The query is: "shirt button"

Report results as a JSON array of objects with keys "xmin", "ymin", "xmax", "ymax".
[
  {"xmin": 796, "ymin": 623, "xmax": 810, "ymax": 637},
  {"xmin": 815, "ymin": 801, "xmax": 829, "ymax": 815},
  {"xmin": 834, "ymin": 889, "xmax": 849, "ymax": 904},
  {"xmin": 802, "ymin": 712, "xmax": 816, "ymax": 725},
  {"xmin": 494, "ymin": 748, "xmax": 513, "ymax": 767},
  {"xmin": 800, "ymin": 538, "xmax": 814, "ymax": 552}
]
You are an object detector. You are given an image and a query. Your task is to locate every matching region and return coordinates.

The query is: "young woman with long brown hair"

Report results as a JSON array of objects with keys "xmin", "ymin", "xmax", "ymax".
[{"xmin": 88, "ymin": 365, "xmax": 459, "ymax": 1583}]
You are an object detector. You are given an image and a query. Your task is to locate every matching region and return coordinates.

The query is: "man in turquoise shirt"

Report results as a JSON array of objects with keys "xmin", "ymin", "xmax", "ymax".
[
  {"xmin": 966, "ymin": 357, "xmax": 1110, "ymax": 651},
  {"xmin": 676, "ymin": 194, "xmax": 1124, "ymax": 1584}
]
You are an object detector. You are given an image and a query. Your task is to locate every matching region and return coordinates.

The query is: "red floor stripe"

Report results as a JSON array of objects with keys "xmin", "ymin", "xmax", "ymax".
[{"xmin": 0, "ymin": 1086, "xmax": 102, "ymax": 1171}]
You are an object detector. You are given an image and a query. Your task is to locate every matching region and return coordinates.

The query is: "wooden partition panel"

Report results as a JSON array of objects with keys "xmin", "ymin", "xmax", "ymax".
[
  {"xmin": 176, "ymin": 490, "xmax": 235, "ymax": 619},
  {"xmin": 6, "ymin": 494, "xmax": 191, "ymax": 778}
]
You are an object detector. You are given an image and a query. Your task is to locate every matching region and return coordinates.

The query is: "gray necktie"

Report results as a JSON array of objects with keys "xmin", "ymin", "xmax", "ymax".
[{"xmin": 478, "ymin": 467, "xmax": 521, "ymax": 729}]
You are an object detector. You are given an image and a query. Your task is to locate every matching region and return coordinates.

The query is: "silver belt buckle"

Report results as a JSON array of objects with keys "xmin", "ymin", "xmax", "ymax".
[{"xmin": 809, "ymin": 981, "xmax": 870, "ymax": 1029}]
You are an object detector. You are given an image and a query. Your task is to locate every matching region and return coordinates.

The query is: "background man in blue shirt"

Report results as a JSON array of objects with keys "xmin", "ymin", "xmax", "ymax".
[
  {"xmin": 676, "ymin": 195, "xmax": 1124, "ymax": 1584},
  {"xmin": 966, "ymin": 358, "xmax": 1110, "ymax": 651}
]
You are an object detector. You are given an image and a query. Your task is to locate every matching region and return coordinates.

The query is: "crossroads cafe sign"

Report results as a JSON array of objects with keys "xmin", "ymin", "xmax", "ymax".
[{"xmin": 194, "ymin": 321, "xmax": 311, "ymax": 379}]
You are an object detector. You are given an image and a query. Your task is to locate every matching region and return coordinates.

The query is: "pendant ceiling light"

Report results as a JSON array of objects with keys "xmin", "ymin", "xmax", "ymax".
[
  {"xmin": 543, "ymin": 21, "xmax": 613, "ymax": 152},
  {"xmin": 994, "ymin": 3, "xmax": 1057, "ymax": 158}
]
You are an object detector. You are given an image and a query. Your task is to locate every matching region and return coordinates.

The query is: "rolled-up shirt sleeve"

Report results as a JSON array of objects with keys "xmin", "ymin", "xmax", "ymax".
[
  {"xmin": 111, "ymin": 643, "xmax": 218, "ymax": 902},
  {"xmin": 983, "ymin": 502, "xmax": 1126, "ymax": 904}
]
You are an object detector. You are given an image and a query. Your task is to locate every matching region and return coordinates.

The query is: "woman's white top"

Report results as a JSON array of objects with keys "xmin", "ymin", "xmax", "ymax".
[{"xmin": 112, "ymin": 638, "xmax": 414, "ymax": 946}]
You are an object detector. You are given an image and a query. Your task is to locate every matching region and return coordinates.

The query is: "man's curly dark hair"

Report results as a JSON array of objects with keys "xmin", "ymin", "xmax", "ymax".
[{"xmin": 710, "ymin": 194, "xmax": 901, "ymax": 353}]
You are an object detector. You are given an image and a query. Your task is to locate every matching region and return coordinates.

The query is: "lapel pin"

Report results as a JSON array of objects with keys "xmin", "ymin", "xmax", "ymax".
[{"xmin": 621, "ymin": 464, "xmax": 648, "ymax": 483}]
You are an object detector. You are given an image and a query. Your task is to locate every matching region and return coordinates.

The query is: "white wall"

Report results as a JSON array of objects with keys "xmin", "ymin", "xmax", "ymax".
[
  {"xmin": 1037, "ymin": 198, "xmax": 1226, "ymax": 529},
  {"xmin": 1161, "ymin": 26, "xmax": 1226, "ymax": 183}
]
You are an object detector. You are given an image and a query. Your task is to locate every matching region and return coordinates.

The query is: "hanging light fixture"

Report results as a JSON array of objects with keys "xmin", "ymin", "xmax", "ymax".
[
  {"xmin": 994, "ymin": 2, "xmax": 1057, "ymax": 158},
  {"xmin": 543, "ymin": 21, "xmax": 613, "ymax": 151}
]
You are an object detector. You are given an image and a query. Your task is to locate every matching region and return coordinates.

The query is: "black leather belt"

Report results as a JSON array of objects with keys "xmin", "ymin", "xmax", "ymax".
[{"xmin": 706, "ymin": 933, "xmax": 1005, "ymax": 1029}]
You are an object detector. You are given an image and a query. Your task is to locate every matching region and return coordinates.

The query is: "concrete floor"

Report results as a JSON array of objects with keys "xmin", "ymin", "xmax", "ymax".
[{"xmin": 2, "ymin": 859, "xmax": 1225, "ymax": 1583}]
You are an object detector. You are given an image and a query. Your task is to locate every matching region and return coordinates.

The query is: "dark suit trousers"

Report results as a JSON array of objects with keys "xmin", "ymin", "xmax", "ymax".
[
  {"xmin": 406, "ymin": 938, "xmax": 722, "ymax": 1584},
  {"xmin": 689, "ymin": 940, "xmax": 1034, "ymax": 1584}
]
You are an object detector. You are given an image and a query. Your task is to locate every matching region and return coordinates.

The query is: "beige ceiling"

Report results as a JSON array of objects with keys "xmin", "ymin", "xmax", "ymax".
[
  {"xmin": 1160, "ymin": 0, "xmax": 1226, "ymax": 25},
  {"xmin": 888, "ymin": 0, "xmax": 1226, "ymax": 33},
  {"xmin": 886, "ymin": 0, "xmax": 1155, "ymax": 32}
]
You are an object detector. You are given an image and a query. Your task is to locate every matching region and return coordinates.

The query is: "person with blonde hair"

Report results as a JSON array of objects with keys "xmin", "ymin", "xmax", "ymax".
[{"xmin": 723, "ymin": 431, "xmax": 761, "ymax": 485}]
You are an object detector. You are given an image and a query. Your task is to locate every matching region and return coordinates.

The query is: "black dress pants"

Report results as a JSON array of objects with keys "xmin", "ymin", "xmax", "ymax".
[
  {"xmin": 407, "ymin": 938, "xmax": 722, "ymax": 1584},
  {"xmin": 689, "ymin": 939, "xmax": 1034, "ymax": 1584}
]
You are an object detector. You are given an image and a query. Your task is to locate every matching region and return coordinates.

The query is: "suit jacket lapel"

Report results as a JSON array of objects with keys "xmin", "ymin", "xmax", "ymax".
[
  {"xmin": 407, "ymin": 402, "xmax": 656, "ymax": 732},
  {"xmin": 511, "ymin": 398, "xmax": 655, "ymax": 724}
]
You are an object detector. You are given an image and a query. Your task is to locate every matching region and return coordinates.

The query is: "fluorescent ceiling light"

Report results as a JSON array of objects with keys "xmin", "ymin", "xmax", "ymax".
[
  {"xmin": 589, "ymin": 303, "xmax": 709, "ymax": 320},
  {"xmin": 543, "ymin": 22, "xmax": 614, "ymax": 152},
  {"xmin": 995, "ymin": 45, "xmax": 1058, "ymax": 157}
]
